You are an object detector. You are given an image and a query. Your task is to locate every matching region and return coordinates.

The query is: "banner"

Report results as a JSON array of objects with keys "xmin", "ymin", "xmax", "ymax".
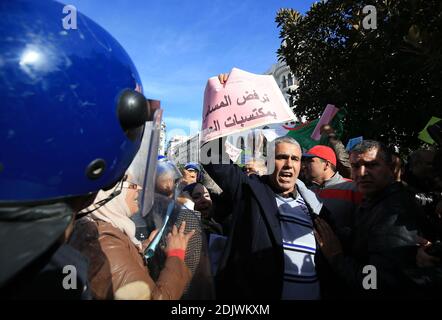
[
  {"xmin": 287, "ymin": 108, "xmax": 345, "ymax": 151},
  {"xmin": 201, "ymin": 68, "xmax": 296, "ymax": 143},
  {"xmin": 310, "ymin": 104, "xmax": 339, "ymax": 141},
  {"xmin": 287, "ymin": 119, "xmax": 320, "ymax": 151}
]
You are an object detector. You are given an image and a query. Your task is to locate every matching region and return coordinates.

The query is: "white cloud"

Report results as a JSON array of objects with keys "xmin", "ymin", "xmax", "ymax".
[
  {"xmin": 164, "ymin": 116, "xmax": 200, "ymax": 128},
  {"xmin": 163, "ymin": 116, "xmax": 201, "ymax": 140}
]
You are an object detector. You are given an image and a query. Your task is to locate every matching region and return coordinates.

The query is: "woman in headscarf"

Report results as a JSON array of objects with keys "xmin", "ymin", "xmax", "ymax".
[
  {"xmin": 182, "ymin": 182, "xmax": 223, "ymax": 239},
  {"xmin": 70, "ymin": 175, "xmax": 195, "ymax": 300}
]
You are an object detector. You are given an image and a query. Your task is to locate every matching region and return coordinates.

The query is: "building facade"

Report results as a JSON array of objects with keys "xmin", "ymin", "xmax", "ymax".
[
  {"xmin": 158, "ymin": 121, "xmax": 167, "ymax": 156},
  {"xmin": 166, "ymin": 135, "xmax": 189, "ymax": 160},
  {"xmin": 169, "ymin": 133, "xmax": 200, "ymax": 165},
  {"xmin": 265, "ymin": 60, "xmax": 298, "ymax": 110}
]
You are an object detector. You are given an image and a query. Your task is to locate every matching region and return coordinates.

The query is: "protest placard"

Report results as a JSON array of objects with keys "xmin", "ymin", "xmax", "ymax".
[
  {"xmin": 201, "ymin": 68, "xmax": 296, "ymax": 143},
  {"xmin": 310, "ymin": 104, "xmax": 339, "ymax": 141}
]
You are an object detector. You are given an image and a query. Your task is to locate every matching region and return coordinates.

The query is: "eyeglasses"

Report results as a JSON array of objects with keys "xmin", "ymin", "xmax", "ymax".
[{"xmin": 122, "ymin": 181, "xmax": 142, "ymax": 190}]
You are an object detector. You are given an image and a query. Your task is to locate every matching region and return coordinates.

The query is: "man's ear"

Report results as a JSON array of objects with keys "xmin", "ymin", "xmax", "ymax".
[{"xmin": 324, "ymin": 161, "xmax": 331, "ymax": 171}]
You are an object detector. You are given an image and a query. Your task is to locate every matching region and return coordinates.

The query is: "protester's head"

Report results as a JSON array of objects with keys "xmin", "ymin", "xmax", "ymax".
[
  {"xmin": 88, "ymin": 176, "xmax": 143, "ymax": 248},
  {"xmin": 184, "ymin": 183, "xmax": 213, "ymax": 218},
  {"xmin": 183, "ymin": 168, "xmax": 198, "ymax": 185},
  {"xmin": 182, "ymin": 162, "xmax": 202, "ymax": 185},
  {"xmin": 155, "ymin": 171, "xmax": 175, "ymax": 198},
  {"xmin": 350, "ymin": 140, "xmax": 394, "ymax": 198},
  {"xmin": 243, "ymin": 157, "xmax": 267, "ymax": 176},
  {"xmin": 302, "ymin": 145, "xmax": 337, "ymax": 185},
  {"xmin": 270, "ymin": 136, "xmax": 302, "ymax": 196},
  {"xmin": 0, "ymin": 1, "xmax": 158, "ymax": 287},
  {"xmin": 155, "ymin": 159, "xmax": 182, "ymax": 198},
  {"xmin": 408, "ymin": 149, "xmax": 435, "ymax": 181},
  {"xmin": 123, "ymin": 175, "xmax": 143, "ymax": 215}
]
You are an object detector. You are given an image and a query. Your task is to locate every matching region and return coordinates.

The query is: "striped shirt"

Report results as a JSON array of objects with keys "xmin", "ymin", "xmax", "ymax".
[{"xmin": 276, "ymin": 193, "xmax": 320, "ymax": 300}]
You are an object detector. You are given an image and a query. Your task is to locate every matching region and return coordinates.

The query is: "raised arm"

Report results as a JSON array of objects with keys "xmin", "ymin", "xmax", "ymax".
[{"xmin": 201, "ymin": 137, "xmax": 249, "ymax": 202}]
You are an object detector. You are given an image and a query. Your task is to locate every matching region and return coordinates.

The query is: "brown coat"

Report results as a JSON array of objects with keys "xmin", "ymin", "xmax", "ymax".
[{"xmin": 69, "ymin": 218, "xmax": 191, "ymax": 300}]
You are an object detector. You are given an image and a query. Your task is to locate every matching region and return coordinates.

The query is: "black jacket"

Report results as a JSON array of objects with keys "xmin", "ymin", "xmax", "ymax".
[
  {"xmin": 204, "ymin": 157, "xmax": 324, "ymax": 299},
  {"xmin": 327, "ymin": 182, "xmax": 432, "ymax": 298}
]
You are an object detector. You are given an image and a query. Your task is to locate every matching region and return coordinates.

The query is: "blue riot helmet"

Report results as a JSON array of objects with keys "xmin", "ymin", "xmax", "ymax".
[
  {"xmin": 0, "ymin": 1, "xmax": 157, "ymax": 290},
  {"xmin": 155, "ymin": 158, "xmax": 183, "ymax": 198},
  {"xmin": 0, "ymin": 1, "xmax": 152, "ymax": 203}
]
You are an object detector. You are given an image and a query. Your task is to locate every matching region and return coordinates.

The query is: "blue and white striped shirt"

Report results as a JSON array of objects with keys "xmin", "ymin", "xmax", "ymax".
[{"xmin": 276, "ymin": 193, "xmax": 320, "ymax": 300}]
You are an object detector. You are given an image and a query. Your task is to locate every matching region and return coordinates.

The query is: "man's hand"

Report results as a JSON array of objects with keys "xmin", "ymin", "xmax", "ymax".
[
  {"xmin": 218, "ymin": 73, "xmax": 229, "ymax": 84},
  {"xmin": 320, "ymin": 124, "xmax": 337, "ymax": 142},
  {"xmin": 314, "ymin": 217, "xmax": 343, "ymax": 260},
  {"xmin": 320, "ymin": 124, "xmax": 335, "ymax": 136}
]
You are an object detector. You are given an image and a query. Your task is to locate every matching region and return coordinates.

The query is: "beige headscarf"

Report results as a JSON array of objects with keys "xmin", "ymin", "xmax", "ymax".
[{"xmin": 88, "ymin": 187, "xmax": 142, "ymax": 250}]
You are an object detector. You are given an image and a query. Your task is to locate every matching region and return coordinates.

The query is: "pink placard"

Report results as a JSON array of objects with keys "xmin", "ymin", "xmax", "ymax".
[
  {"xmin": 310, "ymin": 104, "xmax": 339, "ymax": 141},
  {"xmin": 201, "ymin": 68, "xmax": 296, "ymax": 143}
]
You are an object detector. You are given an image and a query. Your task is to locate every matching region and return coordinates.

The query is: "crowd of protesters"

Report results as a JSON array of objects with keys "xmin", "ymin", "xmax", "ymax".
[
  {"xmin": 1, "ymin": 2, "xmax": 442, "ymax": 301},
  {"xmin": 159, "ymin": 125, "xmax": 442, "ymax": 299}
]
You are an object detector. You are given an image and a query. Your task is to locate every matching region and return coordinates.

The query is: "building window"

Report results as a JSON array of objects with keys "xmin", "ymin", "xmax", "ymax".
[
  {"xmin": 237, "ymin": 137, "xmax": 245, "ymax": 164},
  {"xmin": 289, "ymin": 96, "xmax": 294, "ymax": 108},
  {"xmin": 287, "ymin": 73, "xmax": 293, "ymax": 87},
  {"xmin": 262, "ymin": 137, "xmax": 267, "ymax": 157},
  {"xmin": 238, "ymin": 137, "xmax": 245, "ymax": 150},
  {"xmin": 281, "ymin": 76, "xmax": 287, "ymax": 89}
]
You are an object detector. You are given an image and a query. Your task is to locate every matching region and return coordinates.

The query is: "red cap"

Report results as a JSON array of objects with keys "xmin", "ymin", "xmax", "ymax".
[{"xmin": 303, "ymin": 145, "xmax": 337, "ymax": 166}]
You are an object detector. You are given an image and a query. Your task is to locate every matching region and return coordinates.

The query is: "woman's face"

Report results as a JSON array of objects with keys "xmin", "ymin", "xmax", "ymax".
[
  {"xmin": 183, "ymin": 169, "xmax": 197, "ymax": 185},
  {"xmin": 191, "ymin": 183, "xmax": 212, "ymax": 218},
  {"xmin": 155, "ymin": 173, "xmax": 174, "ymax": 198},
  {"xmin": 124, "ymin": 181, "xmax": 141, "ymax": 216}
]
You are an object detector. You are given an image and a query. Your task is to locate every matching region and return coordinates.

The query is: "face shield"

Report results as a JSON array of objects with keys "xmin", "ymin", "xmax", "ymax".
[
  {"xmin": 126, "ymin": 100, "xmax": 163, "ymax": 218},
  {"xmin": 154, "ymin": 158, "xmax": 183, "ymax": 199},
  {"xmin": 142, "ymin": 159, "xmax": 183, "ymax": 260},
  {"xmin": 141, "ymin": 193, "xmax": 215, "ymax": 299}
]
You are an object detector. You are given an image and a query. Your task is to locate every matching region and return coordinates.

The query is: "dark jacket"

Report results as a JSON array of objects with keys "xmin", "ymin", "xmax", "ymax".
[
  {"xmin": 0, "ymin": 203, "xmax": 90, "ymax": 300},
  {"xmin": 327, "ymin": 182, "xmax": 430, "ymax": 298},
  {"xmin": 204, "ymin": 157, "xmax": 323, "ymax": 299}
]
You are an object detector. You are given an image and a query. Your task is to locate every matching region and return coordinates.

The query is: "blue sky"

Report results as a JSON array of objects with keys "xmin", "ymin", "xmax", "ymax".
[{"xmin": 67, "ymin": 0, "xmax": 313, "ymax": 141}]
